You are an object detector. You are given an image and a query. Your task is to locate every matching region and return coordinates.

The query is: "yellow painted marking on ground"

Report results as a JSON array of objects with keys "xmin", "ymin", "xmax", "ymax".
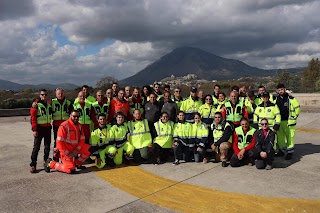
[
  {"xmin": 296, "ymin": 128, "xmax": 320, "ymax": 134},
  {"xmin": 96, "ymin": 166, "xmax": 320, "ymax": 213}
]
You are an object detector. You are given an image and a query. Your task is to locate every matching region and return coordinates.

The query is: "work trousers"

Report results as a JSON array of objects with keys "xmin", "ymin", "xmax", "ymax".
[
  {"xmin": 50, "ymin": 144, "xmax": 90, "ymax": 174},
  {"xmin": 95, "ymin": 145, "xmax": 117, "ymax": 169},
  {"xmin": 151, "ymin": 143, "xmax": 171, "ymax": 163},
  {"xmin": 250, "ymin": 148, "xmax": 275, "ymax": 169},
  {"xmin": 230, "ymin": 149, "xmax": 256, "ymax": 167},
  {"xmin": 277, "ymin": 121, "xmax": 296, "ymax": 154},
  {"xmin": 216, "ymin": 142, "xmax": 232, "ymax": 162},
  {"xmin": 133, "ymin": 147, "xmax": 149, "ymax": 164},
  {"xmin": 173, "ymin": 142, "xmax": 193, "ymax": 162},
  {"xmin": 30, "ymin": 126, "xmax": 52, "ymax": 167},
  {"xmin": 114, "ymin": 143, "xmax": 134, "ymax": 165},
  {"xmin": 194, "ymin": 145, "xmax": 206, "ymax": 162}
]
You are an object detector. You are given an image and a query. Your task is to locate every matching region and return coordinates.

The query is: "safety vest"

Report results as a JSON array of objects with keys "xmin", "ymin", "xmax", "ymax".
[
  {"xmin": 275, "ymin": 95, "xmax": 301, "ymax": 126},
  {"xmin": 73, "ymin": 102, "xmax": 92, "ymax": 125},
  {"xmin": 74, "ymin": 95, "xmax": 96, "ymax": 105},
  {"xmin": 173, "ymin": 97, "xmax": 184, "ymax": 109},
  {"xmin": 211, "ymin": 122, "xmax": 232, "ymax": 143},
  {"xmin": 52, "ymin": 98, "xmax": 71, "ymax": 121},
  {"xmin": 235, "ymin": 126, "xmax": 256, "ymax": 150},
  {"xmin": 198, "ymin": 103, "xmax": 217, "ymax": 126},
  {"xmin": 256, "ymin": 94, "xmax": 275, "ymax": 106},
  {"xmin": 173, "ymin": 122, "xmax": 192, "ymax": 146},
  {"xmin": 110, "ymin": 123, "xmax": 129, "ymax": 148},
  {"xmin": 90, "ymin": 125, "xmax": 112, "ymax": 155},
  {"xmin": 128, "ymin": 96, "xmax": 144, "ymax": 115},
  {"xmin": 128, "ymin": 119, "xmax": 152, "ymax": 149},
  {"xmin": 153, "ymin": 120, "xmax": 174, "ymax": 148},
  {"xmin": 253, "ymin": 102, "xmax": 281, "ymax": 129},
  {"xmin": 190, "ymin": 122, "xmax": 208, "ymax": 147},
  {"xmin": 224, "ymin": 101, "xmax": 244, "ymax": 123},
  {"xmin": 36, "ymin": 102, "xmax": 52, "ymax": 125},
  {"xmin": 92, "ymin": 101, "xmax": 109, "ymax": 118},
  {"xmin": 180, "ymin": 97, "xmax": 203, "ymax": 122}
]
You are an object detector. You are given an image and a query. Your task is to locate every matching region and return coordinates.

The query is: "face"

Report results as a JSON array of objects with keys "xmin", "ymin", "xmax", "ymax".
[
  {"xmin": 78, "ymin": 91, "xmax": 85, "ymax": 103},
  {"xmin": 133, "ymin": 110, "xmax": 141, "ymax": 120},
  {"xmin": 241, "ymin": 120, "xmax": 249, "ymax": 131},
  {"xmin": 214, "ymin": 114, "xmax": 222, "ymax": 124},
  {"xmin": 174, "ymin": 89, "xmax": 181, "ymax": 97},
  {"xmin": 198, "ymin": 90, "xmax": 204, "ymax": 99},
  {"xmin": 239, "ymin": 87, "xmax": 246, "ymax": 95},
  {"xmin": 98, "ymin": 116, "xmax": 106, "ymax": 126},
  {"xmin": 40, "ymin": 91, "xmax": 48, "ymax": 101},
  {"xmin": 205, "ymin": 96, "xmax": 213, "ymax": 104},
  {"xmin": 149, "ymin": 94, "xmax": 156, "ymax": 103},
  {"xmin": 96, "ymin": 91, "xmax": 103, "ymax": 101},
  {"xmin": 190, "ymin": 91, "xmax": 197, "ymax": 98},
  {"xmin": 218, "ymin": 93, "xmax": 225, "ymax": 102},
  {"xmin": 106, "ymin": 89, "xmax": 112, "ymax": 98},
  {"xmin": 133, "ymin": 89, "xmax": 139, "ymax": 97},
  {"xmin": 116, "ymin": 115, "xmax": 124, "ymax": 124},
  {"xmin": 143, "ymin": 87, "xmax": 149, "ymax": 95},
  {"xmin": 154, "ymin": 84, "xmax": 160, "ymax": 92},
  {"xmin": 262, "ymin": 96, "xmax": 270, "ymax": 103},
  {"xmin": 118, "ymin": 90, "xmax": 124, "ymax": 100},
  {"xmin": 278, "ymin": 87, "xmax": 286, "ymax": 96},
  {"xmin": 229, "ymin": 92, "xmax": 238, "ymax": 102},
  {"xmin": 164, "ymin": 92, "xmax": 170, "ymax": 101},
  {"xmin": 194, "ymin": 114, "xmax": 201, "ymax": 123},
  {"xmin": 161, "ymin": 113, "xmax": 169, "ymax": 123},
  {"xmin": 214, "ymin": 86, "xmax": 220, "ymax": 94},
  {"xmin": 261, "ymin": 120, "xmax": 269, "ymax": 130},
  {"xmin": 177, "ymin": 112, "xmax": 185, "ymax": 121},
  {"xmin": 258, "ymin": 87, "xmax": 266, "ymax": 95},
  {"xmin": 125, "ymin": 86, "xmax": 131, "ymax": 95},
  {"xmin": 164, "ymin": 87, "xmax": 170, "ymax": 92},
  {"xmin": 70, "ymin": 112, "xmax": 80, "ymax": 124},
  {"xmin": 56, "ymin": 89, "xmax": 64, "ymax": 100},
  {"xmin": 112, "ymin": 83, "xmax": 118, "ymax": 91},
  {"xmin": 82, "ymin": 87, "xmax": 89, "ymax": 96}
]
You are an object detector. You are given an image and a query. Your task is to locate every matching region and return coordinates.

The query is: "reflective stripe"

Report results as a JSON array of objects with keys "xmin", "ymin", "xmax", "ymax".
[
  {"xmin": 64, "ymin": 150, "xmax": 69, "ymax": 155},
  {"xmin": 130, "ymin": 131, "xmax": 150, "ymax": 136},
  {"xmin": 76, "ymin": 146, "xmax": 81, "ymax": 151},
  {"xmin": 115, "ymin": 141, "xmax": 126, "ymax": 148}
]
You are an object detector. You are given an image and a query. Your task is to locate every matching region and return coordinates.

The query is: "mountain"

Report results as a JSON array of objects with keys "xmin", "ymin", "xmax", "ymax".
[
  {"xmin": 0, "ymin": 79, "xmax": 79, "ymax": 91},
  {"xmin": 119, "ymin": 47, "xmax": 302, "ymax": 86}
]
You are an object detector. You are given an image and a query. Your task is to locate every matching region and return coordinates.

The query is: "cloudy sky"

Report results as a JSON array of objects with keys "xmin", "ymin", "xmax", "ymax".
[{"xmin": 1, "ymin": 0, "xmax": 320, "ymax": 86}]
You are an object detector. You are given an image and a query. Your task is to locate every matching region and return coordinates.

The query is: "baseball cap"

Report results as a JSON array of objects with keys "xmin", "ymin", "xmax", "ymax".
[
  {"xmin": 262, "ymin": 91, "xmax": 270, "ymax": 97},
  {"xmin": 190, "ymin": 87, "xmax": 197, "ymax": 93}
]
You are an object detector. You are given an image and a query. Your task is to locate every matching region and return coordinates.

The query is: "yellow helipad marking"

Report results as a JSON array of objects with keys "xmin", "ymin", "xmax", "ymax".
[
  {"xmin": 296, "ymin": 128, "xmax": 320, "ymax": 134},
  {"xmin": 96, "ymin": 166, "xmax": 320, "ymax": 213}
]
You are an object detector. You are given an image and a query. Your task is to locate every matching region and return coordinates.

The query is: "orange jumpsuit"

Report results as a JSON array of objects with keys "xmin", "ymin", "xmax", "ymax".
[{"xmin": 49, "ymin": 119, "xmax": 91, "ymax": 174}]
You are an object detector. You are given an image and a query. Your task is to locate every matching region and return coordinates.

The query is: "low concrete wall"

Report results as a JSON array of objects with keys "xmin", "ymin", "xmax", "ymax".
[{"xmin": 0, "ymin": 108, "xmax": 29, "ymax": 117}]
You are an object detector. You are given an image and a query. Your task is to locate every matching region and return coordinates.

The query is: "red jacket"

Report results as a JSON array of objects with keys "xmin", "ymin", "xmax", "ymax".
[
  {"xmin": 221, "ymin": 103, "xmax": 248, "ymax": 126},
  {"xmin": 107, "ymin": 97, "xmax": 130, "ymax": 122},
  {"xmin": 30, "ymin": 99, "xmax": 52, "ymax": 131},
  {"xmin": 232, "ymin": 130, "xmax": 256, "ymax": 155}
]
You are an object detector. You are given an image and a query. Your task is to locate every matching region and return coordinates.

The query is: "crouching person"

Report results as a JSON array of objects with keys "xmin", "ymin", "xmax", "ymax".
[
  {"xmin": 151, "ymin": 112, "xmax": 174, "ymax": 165},
  {"xmin": 44, "ymin": 110, "xmax": 90, "ymax": 174},
  {"xmin": 128, "ymin": 109, "xmax": 152, "ymax": 164},
  {"xmin": 230, "ymin": 118, "xmax": 256, "ymax": 167},
  {"xmin": 90, "ymin": 113, "xmax": 117, "ymax": 169},
  {"xmin": 191, "ymin": 113, "xmax": 209, "ymax": 163},
  {"xmin": 253, "ymin": 118, "xmax": 275, "ymax": 170},
  {"xmin": 110, "ymin": 112, "xmax": 134, "ymax": 165}
]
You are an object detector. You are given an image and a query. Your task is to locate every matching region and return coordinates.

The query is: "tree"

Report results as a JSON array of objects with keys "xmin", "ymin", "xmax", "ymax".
[
  {"xmin": 277, "ymin": 70, "xmax": 291, "ymax": 88},
  {"xmin": 302, "ymin": 58, "xmax": 320, "ymax": 92},
  {"xmin": 96, "ymin": 76, "xmax": 118, "ymax": 90}
]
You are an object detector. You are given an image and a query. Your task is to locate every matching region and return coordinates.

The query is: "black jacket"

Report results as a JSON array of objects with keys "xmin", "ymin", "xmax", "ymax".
[{"xmin": 255, "ymin": 129, "xmax": 275, "ymax": 154}]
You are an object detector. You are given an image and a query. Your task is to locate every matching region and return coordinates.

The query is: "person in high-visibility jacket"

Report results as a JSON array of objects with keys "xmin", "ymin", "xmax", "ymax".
[
  {"xmin": 30, "ymin": 89, "xmax": 52, "ymax": 173},
  {"xmin": 256, "ymin": 85, "xmax": 275, "ymax": 105},
  {"xmin": 230, "ymin": 118, "xmax": 257, "ymax": 167},
  {"xmin": 191, "ymin": 113, "xmax": 209, "ymax": 163},
  {"xmin": 74, "ymin": 85, "xmax": 96, "ymax": 104},
  {"xmin": 245, "ymin": 91, "xmax": 259, "ymax": 126},
  {"xmin": 109, "ymin": 112, "xmax": 134, "ymax": 165},
  {"xmin": 274, "ymin": 83, "xmax": 301, "ymax": 160},
  {"xmin": 198, "ymin": 95, "xmax": 217, "ymax": 127},
  {"xmin": 73, "ymin": 91, "xmax": 98, "ymax": 144},
  {"xmin": 151, "ymin": 112, "xmax": 174, "ymax": 164},
  {"xmin": 92, "ymin": 90, "xmax": 110, "ymax": 120},
  {"xmin": 215, "ymin": 92, "xmax": 227, "ymax": 111},
  {"xmin": 221, "ymin": 91, "xmax": 248, "ymax": 128},
  {"xmin": 210, "ymin": 112, "xmax": 233, "ymax": 167},
  {"xmin": 128, "ymin": 87, "xmax": 145, "ymax": 121},
  {"xmin": 180, "ymin": 87, "xmax": 203, "ymax": 123},
  {"xmin": 212, "ymin": 84, "xmax": 221, "ymax": 106},
  {"xmin": 128, "ymin": 109, "xmax": 152, "ymax": 164},
  {"xmin": 172, "ymin": 87, "xmax": 184, "ymax": 109},
  {"xmin": 172, "ymin": 111, "xmax": 193, "ymax": 165},
  {"xmin": 253, "ymin": 92, "xmax": 281, "ymax": 131},
  {"xmin": 90, "ymin": 113, "xmax": 117, "ymax": 169},
  {"xmin": 44, "ymin": 110, "xmax": 90, "ymax": 174}
]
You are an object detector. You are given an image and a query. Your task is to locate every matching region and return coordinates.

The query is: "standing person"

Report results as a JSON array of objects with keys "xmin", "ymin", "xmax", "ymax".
[
  {"xmin": 128, "ymin": 87, "xmax": 145, "ymax": 121},
  {"xmin": 157, "ymin": 84, "xmax": 171, "ymax": 101},
  {"xmin": 142, "ymin": 85, "xmax": 152, "ymax": 102},
  {"xmin": 144, "ymin": 93, "xmax": 161, "ymax": 137},
  {"xmin": 30, "ymin": 89, "xmax": 52, "ymax": 173},
  {"xmin": 275, "ymin": 83, "xmax": 301, "ymax": 160},
  {"xmin": 107, "ymin": 89, "xmax": 130, "ymax": 123},
  {"xmin": 191, "ymin": 113, "xmax": 209, "ymax": 163},
  {"xmin": 197, "ymin": 90, "xmax": 205, "ymax": 104},
  {"xmin": 210, "ymin": 112, "xmax": 233, "ymax": 167},
  {"xmin": 172, "ymin": 111, "xmax": 193, "ymax": 165},
  {"xmin": 74, "ymin": 85, "xmax": 96, "ymax": 104},
  {"xmin": 105, "ymin": 89, "xmax": 113, "ymax": 102},
  {"xmin": 221, "ymin": 91, "xmax": 248, "ymax": 128},
  {"xmin": 212, "ymin": 84, "xmax": 221, "ymax": 105},
  {"xmin": 51, "ymin": 88, "xmax": 72, "ymax": 161},
  {"xmin": 128, "ymin": 109, "xmax": 152, "ymax": 164},
  {"xmin": 216, "ymin": 92, "xmax": 227, "ymax": 110},
  {"xmin": 73, "ymin": 91, "xmax": 98, "ymax": 144},
  {"xmin": 230, "ymin": 118, "xmax": 256, "ymax": 167},
  {"xmin": 90, "ymin": 113, "xmax": 117, "ymax": 169},
  {"xmin": 124, "ymin": 86, "xmax": 131, "ymax": 101},
  {"xmin": 180, "ymin": 87, "xmax": 203, "ymax": 123},
  {"xmin": 173, "ymin": 87, "xmax": 184, "ymax": 109},
  {"xmin": 92, "ymin": 90, "xmax": 110, "ymax": 120},
  {"xmin": 44, "ymin": 110, "xmax": 91, "ymax": 174},
  {"xmin": 160, "ymin": 91, "xmax": 179, "ymax": 122},
  {"xmin": 252, "ymin": 119, "xmax": 275, "ymax": 170},
  {"xmin": 112, "ymin": 82, "xmax": 119, "ymax": 97},
  {"xmin": 109, "ymin": 112, "xmax": 134, "ymax": 165},
  {"xmin": 151, "ymin": 112, "xmax": 174, "ymax": 165},
  {"xmin": 198, "ymin": 95, "xmax": 217, "ymax": 127},
  {"xmin": 253, "ymin": 92, "xmax": 281, "ymax": 131},
  {"xmin": 239, "ymin": 85, "xmax": 247, "ymax": 103},
  {"xmin": 257, "ymin": 85, "xmax": 275, "ymax": 105},
  {"xmin": 245, "ymin": 91, "xmax": 259, "ymax": 126},
  {"xmin": 153, "ymin": 82, "xmax": 162, "ymax": 98}
]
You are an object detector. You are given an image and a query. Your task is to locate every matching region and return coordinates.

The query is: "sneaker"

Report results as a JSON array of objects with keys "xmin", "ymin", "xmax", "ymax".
[
  {"xmin": 265, "ymin": 164, "xmax": 273, "ymax": 170},
  {"xmin": 275, "ymin": 150, "xmax": 285, "ymax": 157},
  {"xmin": 172, "ymin": 160, "xmax": 180, "ymax": 165},
  {"xmin": 221, "ymin": 161, "xmax": 228, "ymax": 167},
  {"xmin": 153, "ymin": 158, "xmax": 161, "ymax": 165},
  {"xmin": 30, "ymin": 166, "xmax": 37, "ymax": 173},
  {"xmin": 76, "ymin": 165, "xmax": 86, "ymax": 170},
  {"xmin": 285, "ymin": 153, "xmax": 293, "ymax": 160},
  {"xmin": 44, "ymin": 158, "xmax": 52, "ymax": 173},
  {"xmin": 247, "ymin": 162, "xmax": 254, "ymax": 166},
  {"xmin": 202, "ymin": 158, "xmax": 208, "ymax": 164}
]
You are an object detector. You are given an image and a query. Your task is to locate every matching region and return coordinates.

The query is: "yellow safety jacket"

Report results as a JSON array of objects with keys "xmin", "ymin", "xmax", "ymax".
[
  {"xmin": 110, "ymin": 123, "xmax": 129, "ymax": 148},
  {"xmin": 173, "ymin": 121, "xmax": 192, "ymax": 147},
  {"xmin": 128, "ymin": 119, "xmax": 152, "ymax": 149},
  {"xmin": 73, "ymin": 102, "xmax": 92, "ymax": 125},
  {"xmin": 153, "ymin": 120, "xmax": 174, "ymax": 148},
  {"xmin": 90, "ymin": 125, "xmax": 113, "ymax": 156},
  {"xmin": 253, "ymin": 102, "xmax": 281, "ymax": 129},
  {"xmin": 211, "ymin": 122, "xmax": 232, "ymax": 144},
  {"xmin": 235, "ymin": 126, "xmax": 256, "ymax": 150},
  {"xmin": 52, "ymin": 98, "xmax": 71, "ymax": 121},
  {"xmin": 190, "ymin": 122, "xmax": 208, "ymax": 147},
  {"xmin": 198, "ymin": 103, "xmax": 217, "ymax": 126},
  {"xmin": 92, "ymin": 101, "xmax": 110, "ymax": 118},
  {"xmin": 224, "ymin": 101, "xmax": 244, "ymax": 123},
  {"xmin": 180, "ymin": 96, "xmax": 203, "ymax": 122},
  {"xmin": 37, "ymin": 102, "xmax": 52, "ymax": 124}
]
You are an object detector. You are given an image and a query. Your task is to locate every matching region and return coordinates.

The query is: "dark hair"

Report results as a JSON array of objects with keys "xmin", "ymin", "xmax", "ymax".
[
  {"xmin": 214, "ymin": 84, "xmax": 221, "ymax": 89},
  {"xmin": 153, "ymin": 82, "xmax": 160, "ymax": 87},
  {"xmin": 248, "ymin": 91, "xmax": 255, "ymax": 97},
  {"xmin": 40, "ymin": 89, "xmax": 47, "ymax": 93},
  {"xmin": 240, "ymin": 117, "xmax": 249, "ymax": 123},
  {"xmin": 164, "ymin": 84, "xmax": 170, "ymax": 89},
  {"xmin": 112, "ymin": 82, "xmax": 118, "ymax": 86},
  {"xmin": 71, "ymin": 109, "xmax": 80, "ymax": 114},
  {"xmin": 258, "ymin": 85, "xmax": 265, "ymax": 89},
  {"xmin": 215, "ymin": 112, "xmax": 223, "ymax": 117},
  {"xmin": 231, "ymin": 85, "xmax": 239, "ymax": 92},
  {"xmin": 116, "ymin": 112, "xmax": 125, "ymax": 117},
  {"xmin": 194, "ymin": 112, "xmax": 201, "ymax": 118},
  {"xmin": 218, "ymin": 92, "xmax": 226, "ymax": 97},
  {"xmin": 277, "ymin": 83, "xmax": 286, "ymax": 89},
  {"xmin": 178, "ymin": 110, "xmax": 185, "ymax": 115},
  {"xmin": 161, "ymin": 111, "xmax": 169, "ymax": 117},
  {"xmin": 261, "ymin": 118, "xmax": 268, "ymax": 124},
  {"xmin": 205, "ymin": 94, "xmax": 213, "ymax": 100},
  {"xmin": 82, "ymin": 85, "xmax": 89, "ymax": 89},
  {"xmin": 98, "ymin": 113, "xmax": 107, "ymax": 118}
]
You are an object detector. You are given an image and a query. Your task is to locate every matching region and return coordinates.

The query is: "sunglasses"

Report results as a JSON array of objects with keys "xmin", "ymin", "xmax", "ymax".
[
  {"xmin": 97, "ymin": 95, "xmax": 103, "ymax": 96},
  {"xmin": 206, "ymin": 98, "xmax": 212, "ymax": 100},
  {"xmin": 261, "ymin": 123, "xmax": 268, "ymax": 126},
  {"xmin": 175, "ymin": 91, "xmax": 181, "ymax": 93},
  {"xmin": 214, "ymin": 117, "xmax": 221, "ymax": 119},
  {"xmin": 40, "ymin": 94, "xmax": 48, "ymax": 96},
  {"xmin": 72, "ymin": 115, "xmax": 80, "ymax": 118}
]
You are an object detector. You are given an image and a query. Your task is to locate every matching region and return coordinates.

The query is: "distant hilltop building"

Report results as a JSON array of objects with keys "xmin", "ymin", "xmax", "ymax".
[{"xmin": 158, "ymin": 74, "xmax": 209, "ymax": 87}]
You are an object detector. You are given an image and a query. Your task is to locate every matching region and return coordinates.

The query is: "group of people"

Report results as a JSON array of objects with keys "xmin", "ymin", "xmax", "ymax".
[{"xmin": 30, "ymin": 82, "xmax": 300, "ymax": 174}]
